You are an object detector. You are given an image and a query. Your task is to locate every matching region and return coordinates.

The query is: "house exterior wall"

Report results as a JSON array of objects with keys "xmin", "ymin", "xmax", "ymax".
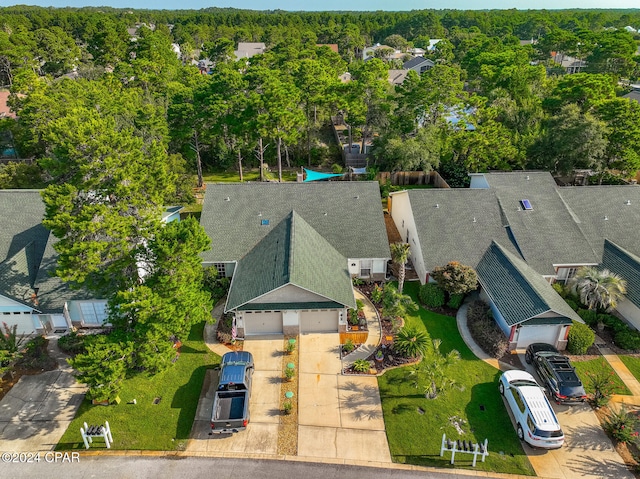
[
  {"xmin": 479, "ymin": 288, "xmax": 512, "ymax": 337},
  {"xmin": 248, "ymin": 284, "xmax": 329, "ymax": 304},
  {"xmin": 348, "ymin": 258, "xmax": 387, "ymax": 281},
  {"xmin": 390, "ymin": 191, "xmax": 428, "ymax": 284},
  {"xmin": 616, "ymin": 298, "xmax": 640, "ymax": 331}
]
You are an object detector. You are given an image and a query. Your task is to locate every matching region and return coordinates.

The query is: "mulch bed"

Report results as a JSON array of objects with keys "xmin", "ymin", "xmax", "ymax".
[{"xmin": 277, "ymin": 337, "xmax": 298, "ymax": 456}]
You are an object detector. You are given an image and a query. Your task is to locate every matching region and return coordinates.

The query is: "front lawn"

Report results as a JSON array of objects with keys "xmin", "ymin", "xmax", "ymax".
[
  {"xmin": 56, "ymin": 321, "xmax": 219, "ymax": 451},
  {"xmin": 378, "ymin": 282, "xmax": 534, "ymax": 475},
  {"xmin": 573, "ymin": 358, "xmax": 631, "ymax": 395},
  {"xmin": 203, "ymin": 169, "xmax": 298, "ymax": 183},
  {"xmin": 618, "ymin": 356, "xmax": 640, "ymax": 385}
]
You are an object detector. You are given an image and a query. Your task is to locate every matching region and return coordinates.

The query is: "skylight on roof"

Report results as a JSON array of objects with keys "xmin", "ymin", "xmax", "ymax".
[
  {"xmin": 260, "ymin": 219, "xmax": 270, "ymax": 226},
  {"xmin": 521, "ymin": 199, "xmax": 533, "ymax": 210}
]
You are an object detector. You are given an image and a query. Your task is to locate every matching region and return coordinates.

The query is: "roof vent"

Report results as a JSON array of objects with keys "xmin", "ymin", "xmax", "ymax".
[
  {"xmin": 473, "ymin": 217, "xmax": 477, "ymax": 223},
  {"xmin": 604, "ymin": 216, "xmax": 609, "ymax": 221},
  {"xmin": 224, "ymin": 196, "xmax": 230, "ymax": 202},
  {"xmin": 354, "ymin": 195, "xmax": 359, "ymax": 199},
  {"xmin": 323, "ymin": 212, "xmax": 328, "ymax": 216},
  {"xmin": 526, "ymin": 175, "xmax": 530, "ymax": 180},
  {"xmin": 626, "ymin": 200, "xmax": 631, "ymax": 206},
  {"xmin": 258, "ymin": 212, "xmax": 262, "ymax": 217},
  {"xmin": 435, "ymin": 204, "xmax": 439, "ymax": 208}
]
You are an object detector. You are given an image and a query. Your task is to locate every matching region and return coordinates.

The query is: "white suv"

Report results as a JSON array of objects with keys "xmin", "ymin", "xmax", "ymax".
[{"xmin": 499, "ymin": 370, "xmax": 564, "ymax": 449}]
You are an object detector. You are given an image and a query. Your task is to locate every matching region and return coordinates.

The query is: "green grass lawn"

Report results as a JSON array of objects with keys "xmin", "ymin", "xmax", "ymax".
[
  {"xmin": 203, "ymin": 169, "xmax": 298, "ymax": 183},
  {"xmin": 56, "ymin": 321, "xmax": 219, "ymax": 451},
  {"xmin": 618, "ymin": 356, "xmax": 640, "ymax": 384},
  {"xmin": 378, "ymin": 282, "xmax": 534, "ymax": 475},
  {"xmin": 572, "ymin": 357, "xmax": 631, "ymax": 395}
]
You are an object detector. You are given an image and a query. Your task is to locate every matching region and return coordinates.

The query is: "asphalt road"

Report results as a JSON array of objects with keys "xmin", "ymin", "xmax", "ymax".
[{"xmin": 1, "ymin": 455, "xmax": 505, "ymax": 479}]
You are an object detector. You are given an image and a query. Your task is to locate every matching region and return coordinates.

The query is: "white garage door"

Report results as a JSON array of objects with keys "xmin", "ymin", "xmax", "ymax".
[
  {"xmin": 300, "ymin": 310, "xmax": 339, "ymax": 333},
  {"xmin": 516, "ymin": 325, "xmax": 561, "ymax": 349},
  {"xmin": 244, "ymin": 311, "xmax": 283, "ymax": 335}
]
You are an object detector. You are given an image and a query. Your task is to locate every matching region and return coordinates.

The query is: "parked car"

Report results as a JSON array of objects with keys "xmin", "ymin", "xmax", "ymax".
[
  {"xmin": 525, "ymin": 343, "xmax": 587, "ymax": 404},
  {"xmin": 499, "ymin": 370, "xmax": 564, "ymax": 449},
  {"xmin": 211, "ymin": 351, "xmax": 254, "ymax": 434}
]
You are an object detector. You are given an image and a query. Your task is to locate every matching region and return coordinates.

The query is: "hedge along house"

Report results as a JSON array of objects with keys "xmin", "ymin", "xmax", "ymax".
[{"xmin": 199, "ymin": 182, "xmax": 391, "ymax": 337}]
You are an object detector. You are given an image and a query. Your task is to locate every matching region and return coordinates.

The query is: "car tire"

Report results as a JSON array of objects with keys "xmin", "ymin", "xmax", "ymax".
[
  {"xmin": 517, "ymin": 424, "xmax": 524, "ymax": 441},
  {"xmin": 499, "ymin": 382, "xmax": 505, "ymax": 395}
]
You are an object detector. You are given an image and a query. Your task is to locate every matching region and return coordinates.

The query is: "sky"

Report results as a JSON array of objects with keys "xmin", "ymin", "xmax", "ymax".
[{"xmin": 3, "ymin": 1, "xmax": 640, "ymax": 11}]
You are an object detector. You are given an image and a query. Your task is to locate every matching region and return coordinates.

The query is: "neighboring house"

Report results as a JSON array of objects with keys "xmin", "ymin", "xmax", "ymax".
[
  {"xmin": 339, "ymin": 72, "xmax": 352, "ymax": 83},
  {"xmin": 0, "ymin": 91, "xmax": 16, "ymax": 119},
  {"xmin": 389, "ymin": 171, "xmax": 640, "ymax": 349},
  {"xmin": 623, "ymin": 89, "xmax": 640, "ymax": 105},
  {"xmin": 362, "ymin": 44, "xmax": 403, "ymax": 61},
  {"xmin": 316, "ymin": 43, "xmax": 339, "ymax": 53},
  {"xmin": 199, "ymin": 182, "xmax": 391, "ymax": 337},
  {"xmin": 388, "ymin": 69, "xmax": 409, "ymax": 86},
  {"xmin": 624, "ymin": 26, "xmax": 637, "ymax": 33},
  {"xmin": 234, "ymin": 42, "xmax": 266, "ymax": 60},
  {"xmin": 551, "ymin": 52, "xmax": 587, "ymax": 74},
  {"xmin": 402, "ymin": 56, "xmax": 434, "ymax": 74}
]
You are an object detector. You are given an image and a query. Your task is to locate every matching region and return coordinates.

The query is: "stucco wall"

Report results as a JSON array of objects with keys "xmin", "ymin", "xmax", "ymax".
[{"xmin": 249, "ymin": 284, "xmax": 329, "ymax": 304}]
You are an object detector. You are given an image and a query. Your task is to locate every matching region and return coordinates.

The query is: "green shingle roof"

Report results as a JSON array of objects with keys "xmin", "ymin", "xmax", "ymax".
[
  {"xmin": 560, "ymin": 185, "xmax": 640, "ymax": 261},
  {"xmin": 482, "ymin": 172, "xmax": 598, "ymax": 275},
  {"xmin": 199, "ymin": 182, "xmax": 390, "ymax": 263},
  {"xmin": 602, "ymin": 240, "xmax": 640, "ymax": 308},
  {"xmin": 477, "ymin": 241, "xmax": 580, "ymax": 326},
  {"xmin": 402, "ymin": 188, "xmax": 522, "ymax": 272},
  {"xmin": 225, "ymin": 211, "xmax": 356, "ymax": 311},
  {"xmin": 0, "ymin": 246, "xmax": 38, "ymax": 310}
]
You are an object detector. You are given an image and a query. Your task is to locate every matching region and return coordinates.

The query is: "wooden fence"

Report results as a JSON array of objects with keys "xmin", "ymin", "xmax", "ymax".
[{"xmin": 377, "ymin": 170, "xmax": 450, "ymax": 188}]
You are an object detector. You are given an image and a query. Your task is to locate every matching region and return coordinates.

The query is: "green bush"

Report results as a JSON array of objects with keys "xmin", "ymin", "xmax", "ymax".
[
  {"xmin": 331, "ymin": 163, "xmax": 343, "ymax": 174},
  {"xmin": 447, "ymin": 293, "xmax": 464, "ymax": 309},
  {"xmin": 577, "ymin": 309, "xmax": 599, "ymax": 327},
  {"xmin": 565, "ymin": 298, "xmax": 579, "ymax": 311},
  {"xmin": 604, "ymin": 406, "xmax": 639, "ymax": 444},
  {"xmin": 567, "ymin": 322, "xmax": 595, "ymax": 355},
  {"xmin": 418, "ymin": 283, "xmax": 445, "ymax": 308},
  {"xmin": 370, "ymin": 284, "xmax": 383, "ymax": 303},
  {"xmin": 57, "ymin": 332, "xmax": 87, "ymax": 355},
  {"xmin": 552, "ymin": 282, "xmax": 567, "ymax": 298},
  {"xmin": 343, "ymin": 339, "xmax": 355, "ymax": 354},
  {"xmin": 394, "ymin": 327, "xmax": 430, "ymax": 358},
  {"xmin": 614, "ymin": 329, "xmax": 640, "ymax": 351},
  {"xmin": 352, "ymin": 359, "xmax": 370, "ymax": 373}
]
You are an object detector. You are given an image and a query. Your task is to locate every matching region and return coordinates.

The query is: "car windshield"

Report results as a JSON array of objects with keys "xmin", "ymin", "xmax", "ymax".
[
  {"xmin": 559, "ymin": 384, "xmax": 586, "ymax": 397},
  {"xmin": 534, "ymin": 427, "xmax": 564, "ymax": 438},
  {"xmin": 511, "ymin": 379, "xmax": 538, "ymax": 387}
]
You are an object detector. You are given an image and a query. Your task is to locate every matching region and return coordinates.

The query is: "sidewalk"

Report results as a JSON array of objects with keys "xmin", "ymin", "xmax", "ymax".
[{"xmin": 341, "ymin": 290, "xmax": 382, "ymax": 364}]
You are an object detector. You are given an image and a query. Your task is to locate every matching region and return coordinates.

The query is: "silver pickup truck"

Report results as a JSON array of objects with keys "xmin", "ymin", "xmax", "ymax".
[{"xmin": 211, "ymin": 351, "xmax": 254, "ymax": 434}]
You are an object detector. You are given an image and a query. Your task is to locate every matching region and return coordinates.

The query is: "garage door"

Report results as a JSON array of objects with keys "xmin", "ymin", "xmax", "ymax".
[
  {"xmin": 516, "ymin": 325, "xmax": 561, "ymax": 349},
  {"xmin": 300, "ymin": 310, "xmax": 339, "ymax": 333},
  {"xmin": 244, "ymin": 311, "xmax": 283, "ymax": 335}
]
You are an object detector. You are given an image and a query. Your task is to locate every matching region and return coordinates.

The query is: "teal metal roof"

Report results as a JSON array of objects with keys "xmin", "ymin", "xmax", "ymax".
[
  {"xmin": 477, "ymin": 241, "xmax": 581, "ymax": 326},
  {"xmin": 602, "ymin": 240, "xmax": 640, "ymax": 308},
  {"xmin": 225, "ymin": 211, "xmax": 356, "ymax": 312}
]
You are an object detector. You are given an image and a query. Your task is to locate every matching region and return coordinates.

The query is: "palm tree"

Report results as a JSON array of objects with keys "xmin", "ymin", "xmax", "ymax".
[
  {"xmin": 391, "ymin": 242, "xmax": 411, "ymax": 294},
  {"xmin": 410, "ymin": 339, "xmax": 461, "ymax": 399},
  {"xmin": 568, "ymin": 267, "xmax": 627, "ymax": 311}
]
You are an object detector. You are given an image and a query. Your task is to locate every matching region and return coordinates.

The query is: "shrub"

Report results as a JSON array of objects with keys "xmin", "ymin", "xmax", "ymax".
[
  {"xmin": 284, "ymin": 367, "xmax": 295, "ymax": 380},
  {"xmin": 577, "ymin": 309, "xmax": 599, "ymax": 327},
  {"xmin": 567, "ymin": 322, "xmax": 595, "ymax": 355},
  {"xmin": 614, "ymin": 329, "xmax": 640, "ymax": 351},
  {"xmin": 331, "ymin": 163, "xmax": 343, "ymax": 174},
  {"xmin": 57, "ymin": 331, "xmax": 87, "ymax": 355},
  {"xmin": 283, "ymin": 400, "xmax": 292, "ymax": 414},
  {"xmin": 343, "ymin": 339, "xmax": 355, "ymax": 354},
  {"xmin": 565, "ymin": 298, "xmax": 579, "ymax": 311},
  {"xmin": 552, "ymin": 282, "xmax": 567, "ymax": 298},
  {"xmin": 352, "ymin": 359, "xmax": 370, "ymax": 373},
  {"xmin": 431, "ymin": 262, "xmax": 478, "ymax": 295},
  {"xmin": 586, "ymin": 370, "xmax": 616, "ymax": 407},
  {"xmin": 394, "ymin": 327, "xmax": 430, "ymax": 358},
  {"xmin": 447, "ymin": 293, "xmax": 465, "ymax": 309},
  {"xmin": 604, "ymin": 406, "xmax": 639, "ymax": 444},
  {"xmin": 356, "ymin": 299, "xmax": 364, "ymax": 311},
  {"xmin": 370, "ymin": 284, "xmax": 383, "ymax": 303},
  {"xmin": 418, "ymin": 283, "xmax": 445, "ymax": 308},
  {"xmin": 467, "ymin": 301, "xmax": 509, "ymax": 358}
]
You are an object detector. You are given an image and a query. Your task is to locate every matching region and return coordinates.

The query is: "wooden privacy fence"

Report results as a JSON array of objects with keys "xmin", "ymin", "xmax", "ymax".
[{"xmin": 377, "ymin": 170, "xmax": 449, "ymax": 188}]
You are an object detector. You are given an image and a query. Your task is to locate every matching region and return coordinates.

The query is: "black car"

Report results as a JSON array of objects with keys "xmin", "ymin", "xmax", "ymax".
[{"xmin": 525, "ymin": 343, "xmax": 587, "ymax": 404}]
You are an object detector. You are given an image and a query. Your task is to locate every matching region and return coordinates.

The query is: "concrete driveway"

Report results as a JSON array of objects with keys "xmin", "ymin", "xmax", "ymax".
[
  {"xmin": 513, "ymin": 353, "xmax": 634, "ymax": 479},
  {"xmin": 0, "ymin": 339, "xmax": 86, "ymax": 452},
  {"xmin": 297, "ymin": 333, "xmax": 391, "ymax": 462},
  {"xmin": 188, "ymin": 336, "xmax": 283, "ymax": 454}
]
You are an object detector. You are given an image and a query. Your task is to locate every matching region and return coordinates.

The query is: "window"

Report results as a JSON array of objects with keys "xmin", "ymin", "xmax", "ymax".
[
  {"xmin": 213, "ymin": 263, "xmax": 226, "ymax": 277},
  {"xmin": 79, "ymin": 302, "xmax": 107, "ymax": 326},
  {"xmin": 511, "ymin": 389, "xmax": 526, "ymax": 414},
  {"xmin": 360, "ymin": 259, "xmax": 372, "ymax": 278}
]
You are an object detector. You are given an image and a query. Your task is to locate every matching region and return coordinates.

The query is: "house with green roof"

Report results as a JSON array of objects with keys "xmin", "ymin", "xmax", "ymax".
[
  {"xmin": 200, "ymin": 182, "xmax": 390, "ymax": 336},
  {"xmin": 390, "ymin": 171, "xmax": 640, "ymax": 350}
]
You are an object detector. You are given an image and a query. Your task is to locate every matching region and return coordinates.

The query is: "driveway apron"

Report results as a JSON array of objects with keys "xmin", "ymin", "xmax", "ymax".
[{"xmin": 297, "ymin": 333, "xmax": 391, "ymax": 462}]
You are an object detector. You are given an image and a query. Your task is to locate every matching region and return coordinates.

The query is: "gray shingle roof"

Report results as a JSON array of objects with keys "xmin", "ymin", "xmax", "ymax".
[
  {"xmin": 481, "ymin": 172, "xmax": 598, "ymax": 275},
  {"xmin": 403, "ymin": 188, "xmax": 521, "ymax": 272},
  {"xmin": 403, "ymin": 56, "xmax": 434, "ymax": 70},
  {"xmin": 477, "ymin": 242, "xmax": 580, "ymax": 326},
  {"xmin": 200, "ymin": 182, "xmax": 390, "ymax": 263},
  {"xmin": 225, "ymin": 211, "xmax": 355, "ymax": 311},
  {"xmin": 623, "ymin": 90, "xmax": 640, "ymax": 105},
  {"xmin": 0, "ymin": 246, "xmax": 38, "ymax": 310},
  {"xmin": 559, "ymin": 185, "xmax": 640, "ymax": 261},
  {"xmin": 602, "ymin": 240, "xmax": 640, "ymax": 308}
]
